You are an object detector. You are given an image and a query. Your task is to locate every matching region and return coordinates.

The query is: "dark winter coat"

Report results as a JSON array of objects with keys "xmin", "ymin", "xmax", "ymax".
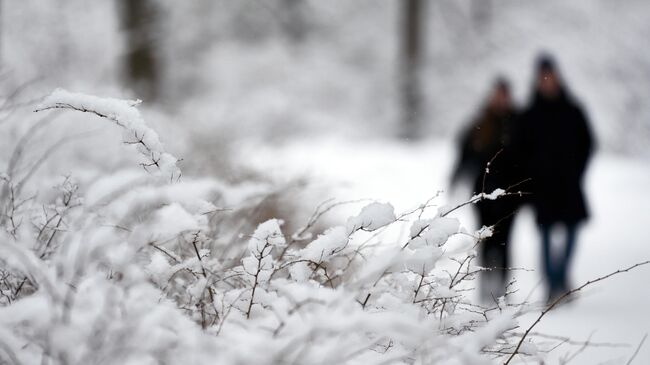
[
  {"xmin": 518, "ymin": 91, "xmax": 594, "ymax": 225},
  {"xmin": 452, "ymin": 106, "xmax": 524, "ymax": 225}
]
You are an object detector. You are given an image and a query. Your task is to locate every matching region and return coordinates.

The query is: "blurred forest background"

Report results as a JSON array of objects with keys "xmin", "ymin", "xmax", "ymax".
[{"xmin": 3, "ymin": 0, "xmax": 650, "ymax": 159}]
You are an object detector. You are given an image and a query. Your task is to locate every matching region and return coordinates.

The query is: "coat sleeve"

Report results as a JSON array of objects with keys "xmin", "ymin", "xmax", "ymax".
[
  {"xmin": 510, "ymin": 111, "xmax": 534, "ymax": 185},
  {"xmin": 451, "ymin": 126, "xmax": 473, "ymax": 184}
]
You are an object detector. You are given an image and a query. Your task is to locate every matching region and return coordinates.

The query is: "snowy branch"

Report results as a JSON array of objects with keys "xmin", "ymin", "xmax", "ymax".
[{"xmin": 34, "ymin": 89, "xmax": 181, "ymax": 182}]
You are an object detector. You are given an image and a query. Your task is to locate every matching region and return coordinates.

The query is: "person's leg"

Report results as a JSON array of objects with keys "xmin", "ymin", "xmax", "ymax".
[
  {"xmin": 478, "ymin": 203, "xmax": 500, "ymax": 299},
  {"xmin": 557, "ymin": 223, "xmax": 578, "ymax": 292},
  {"xmin": 480, "ymin": 234, "xmax": 503, "ymax": 299},
  {"xmin": 540, "ymin": 224, "xmax": 558, "ymax": 293},
  {"xmin": 493, "ymin": 213, "xmax": 515, "ymax": 285},
  {"xmin": 479, "ymin": 207, "xmax": 515, "ymax": 299},
  {"xmin": 481, "ymin": 237, "xmax": 504, "ymax": 268}
]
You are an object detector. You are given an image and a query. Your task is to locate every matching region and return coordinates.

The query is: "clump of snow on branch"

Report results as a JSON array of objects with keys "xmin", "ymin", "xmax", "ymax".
[
  {"xmin": 346, "ymin": 201, "xmax": 396, "ymax": 233},
  {"xmin": 35, "ymin": 88, "xmax": 181, "ymax": 181},
  {"xmin": 473, "ymin": 188, "xmax": 506, "ymax": 201}
]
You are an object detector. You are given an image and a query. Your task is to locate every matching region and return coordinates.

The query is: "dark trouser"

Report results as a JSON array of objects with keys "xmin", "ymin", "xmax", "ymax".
[
  {"xmin": 540, "ymin": 223, "xmax": 577, "ymax": 295},
  {"xmin": 478, "ymin": 205, "xmax": 516, "ymax": 298}
]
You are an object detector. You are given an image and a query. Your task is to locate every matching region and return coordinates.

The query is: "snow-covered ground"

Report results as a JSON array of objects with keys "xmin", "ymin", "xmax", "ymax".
[{"xmin": 243, "ymin": 137, "xmax": 650, "ymax": 363}]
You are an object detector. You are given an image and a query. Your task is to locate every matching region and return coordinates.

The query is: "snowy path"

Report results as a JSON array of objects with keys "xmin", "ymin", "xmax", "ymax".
[{"xmin": 243, "ymin": 137, "xmax": 650, "ymax": 364}]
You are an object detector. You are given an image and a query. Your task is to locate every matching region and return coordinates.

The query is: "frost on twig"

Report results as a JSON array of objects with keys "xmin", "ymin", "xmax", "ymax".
[
  {"xmin": 34, "ymin": 89, "xmax": 181, "ymax": 182},
  {"xmin": 241, "ymin": 218, "xmax": 285, "ymax": 319}
]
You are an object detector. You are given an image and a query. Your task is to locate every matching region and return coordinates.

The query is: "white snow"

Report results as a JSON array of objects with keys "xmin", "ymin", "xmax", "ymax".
[
  {"xmin": 152, "ymin": 203, "xmax": 202, "ymax": 239},
  {"xmin": 296, "ymin": 226, "xmax": 349, "ymax": 262},
  {"xmin": 473, "ymin": 188, "xmax": 506, "ymax": 201},
  {"xmin": 346, "ymin": 202, "xmax": 396, "ymax": 234}
]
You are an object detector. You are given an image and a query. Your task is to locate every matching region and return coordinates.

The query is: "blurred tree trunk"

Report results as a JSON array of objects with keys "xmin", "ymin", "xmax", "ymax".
[
  {"xmin": 120, "ymin": 0, "xmax": 160, "ymax": 102},
  {"xmin": 281, "ymin": 0, "xmax": 307, "ymax": 43},
  {"xmin": 0, "ymin": 0, "xmax": 3, "ymax": 67},
  {"xmin": 400, "ymin": 0, "xmax": 425, "ymax": 139},
  {"xmin": 471, "ymin": 0, "xmax": 492, "ymax": 31}
]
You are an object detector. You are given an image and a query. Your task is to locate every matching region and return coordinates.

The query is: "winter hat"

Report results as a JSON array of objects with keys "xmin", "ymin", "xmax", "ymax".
[
  {"xmin": 537, "ymin": 53, "xmax": 557, "ymax": 73},
  {"xmin": 494, "ymin": 76, "xmax": 510, "ymax": 92}
]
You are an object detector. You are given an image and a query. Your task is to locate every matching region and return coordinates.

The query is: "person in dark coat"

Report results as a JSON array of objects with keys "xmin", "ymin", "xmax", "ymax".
[
  {"xmin": 518, "ymin": 54, "xmax": 594, "ymax": 301},
  {"xmin": 452, "ymin": 77, "xmax": 524, "ymax": 299}
]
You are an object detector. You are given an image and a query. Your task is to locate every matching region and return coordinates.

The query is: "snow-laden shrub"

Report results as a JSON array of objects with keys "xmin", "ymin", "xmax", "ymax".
[{"xmin": 0, "ymin": 90, "xmax": 541, "ymax": 364}]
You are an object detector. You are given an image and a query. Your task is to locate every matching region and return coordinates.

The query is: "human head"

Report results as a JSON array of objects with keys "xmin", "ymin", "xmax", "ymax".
[
  {"xmin": 488, "ymin": 77, "xmax": 511, "ymax": 112},
  {"xmin": 535, "ymin": 54, "xmax": 562, "ymax": 99}
]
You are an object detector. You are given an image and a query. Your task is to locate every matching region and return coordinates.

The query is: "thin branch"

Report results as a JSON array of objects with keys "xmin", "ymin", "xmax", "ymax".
[
  {"xmin": 626, "ymin": 333, "xmax": 648, "ymax": 365},
  {"xmin": 504, "ymin": 260, "xmax": 650, "ymax": 364},
  {"xmin": 481, "ymin": 148, "xmax": 503, "ymax": 193}
]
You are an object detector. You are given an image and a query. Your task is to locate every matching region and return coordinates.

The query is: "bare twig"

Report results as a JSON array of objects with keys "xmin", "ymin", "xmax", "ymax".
[
  {"xmin": 626, "ymin": 333, "xmax": 648, "ymax": 365},
  {"xmin": 481, "ymin": 148, "xmax": 503, "ymax": 193},
  {"xmin": 504, "ymin": 260, "xmax": 650, "ymax": 364}
]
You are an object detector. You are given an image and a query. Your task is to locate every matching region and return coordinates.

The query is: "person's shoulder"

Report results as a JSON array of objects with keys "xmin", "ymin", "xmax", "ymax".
[
  {"xmin": 563, "ymin": 94, "xmax": 585, "ymax": 113},
  {"xmin": 564, "ymin": 98, "xmax": 589, "ymax": 122},
  {"xmin": 510, "ymin": 108, "xmax": 524, "ymax": 121},
  {"xmin": 502, "ymin": 109, "xmax": 521, "ymax": 127},
  {"xmin": 518, "ymin": 104, "xmax": 537, "ymax": 123},
  {"xmin": 506, "ymin": 106, "xmax": 520, "ymax": 116}
]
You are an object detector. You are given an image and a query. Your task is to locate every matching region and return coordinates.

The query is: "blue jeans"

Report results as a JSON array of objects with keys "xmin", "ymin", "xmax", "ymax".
[{"xmin": 540, "ymin": 223, "xmax": 577, "ymax": 295}]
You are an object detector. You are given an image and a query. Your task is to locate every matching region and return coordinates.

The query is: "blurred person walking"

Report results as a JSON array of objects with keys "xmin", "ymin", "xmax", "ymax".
[
  {"xmin": 452, "ymin": 77, "xmax": 523, "ymax": 300},
  {"xmin": 519, "ymin": 54, "xmax": 594, "ymax": 302}
]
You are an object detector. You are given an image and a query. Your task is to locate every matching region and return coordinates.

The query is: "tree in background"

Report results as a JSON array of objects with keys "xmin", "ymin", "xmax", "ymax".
[
  {"xmin": 280, "ymin": 0, "xmax": 308, "ymax": 44},
  {"xmin": 120, "ymin": 0, "xmax": 160, "ymax": 102},
  {"xmin": 471, "ymin": 0, "xmax": 493, "ymax": 31},
  {"xmin": 0, "ymin": 0, "xmax": 3, "ymax": 67},
  {"xmin": 400, "ymin": 0, "xmax": 425, "ymax": 139}
]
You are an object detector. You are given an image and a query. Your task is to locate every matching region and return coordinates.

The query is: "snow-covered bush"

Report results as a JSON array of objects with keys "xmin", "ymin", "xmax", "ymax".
[{"xmin": 0, "ymin": 90, "xmax": 550, "ymax": 364}]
